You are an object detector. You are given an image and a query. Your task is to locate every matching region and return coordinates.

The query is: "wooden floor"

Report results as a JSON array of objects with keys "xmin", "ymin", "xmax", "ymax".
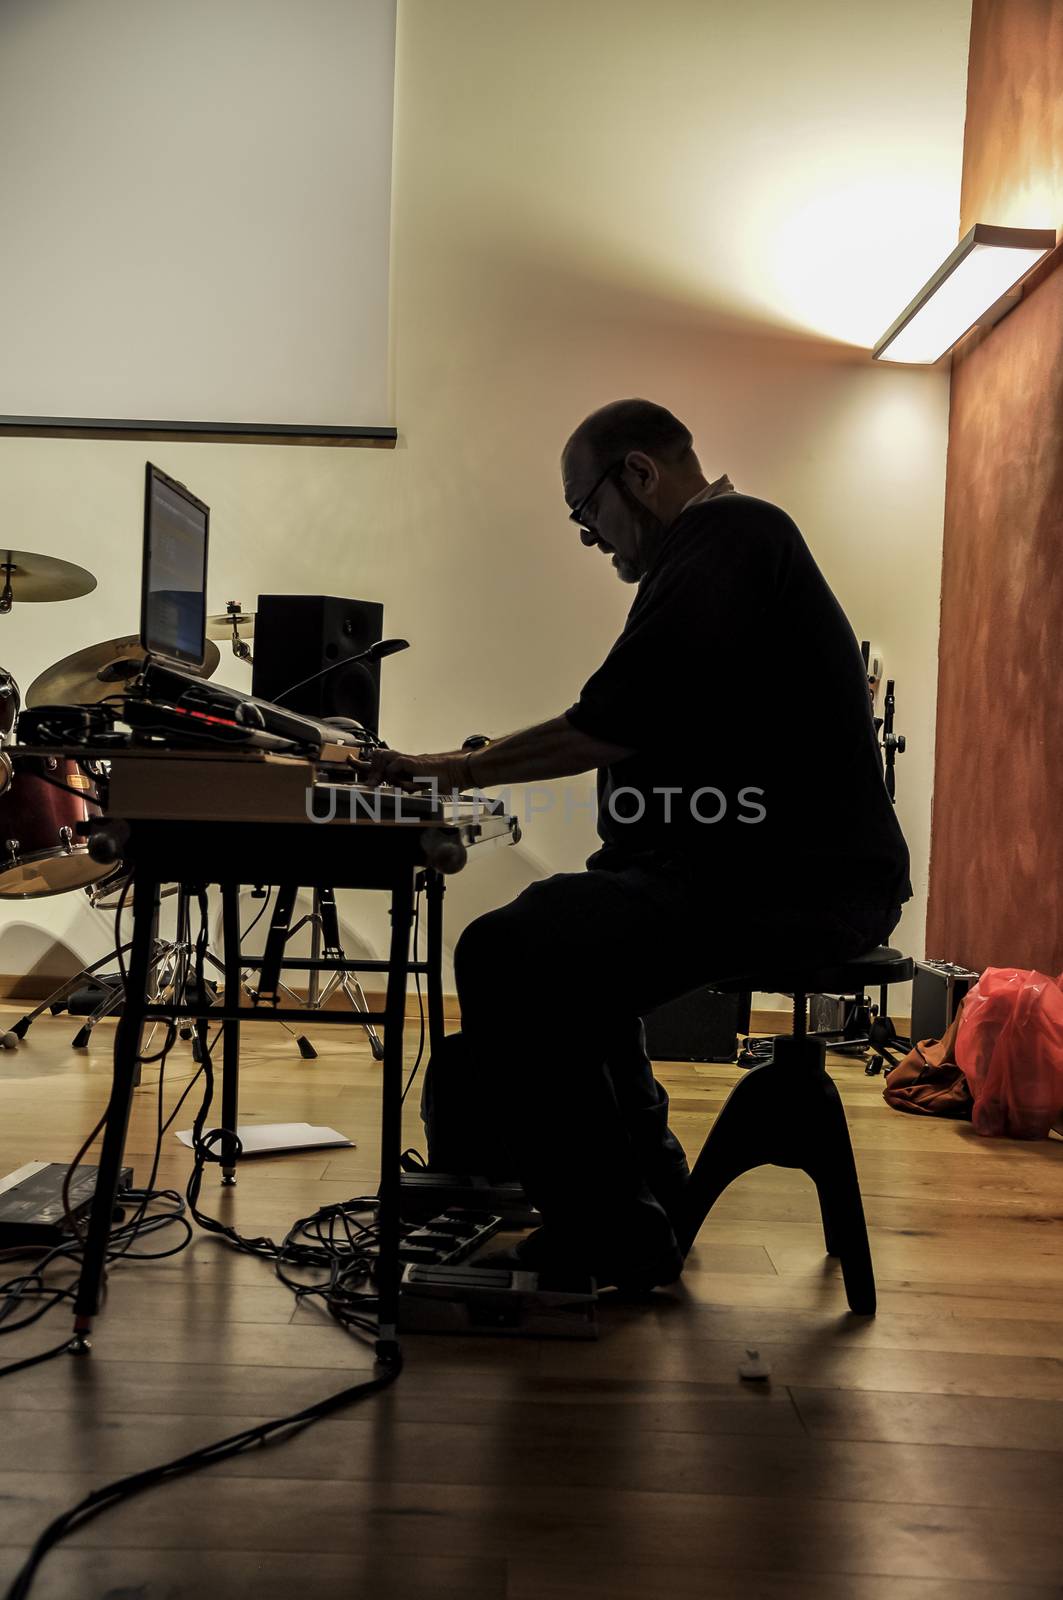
[{"xmin": 1, "ymin": 1004, "xmax": 1063, "ymax": 1599}]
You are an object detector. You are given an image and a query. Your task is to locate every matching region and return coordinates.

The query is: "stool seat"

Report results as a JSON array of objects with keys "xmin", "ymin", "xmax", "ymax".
[{"xmin": 711, "ymin": 944, "xmax": 914, "ymax": 998}]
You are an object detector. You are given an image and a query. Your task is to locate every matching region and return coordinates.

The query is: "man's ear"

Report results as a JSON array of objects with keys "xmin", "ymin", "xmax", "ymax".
[{"xmin": 623, "ymin": 450, "xmax": 658, "ymax": 497}]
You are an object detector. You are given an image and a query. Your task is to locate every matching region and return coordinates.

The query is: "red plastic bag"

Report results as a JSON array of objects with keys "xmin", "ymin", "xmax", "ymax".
[{"xmin": 954, "ymin": 967, "xmax": 1063, "ymax": 1139}]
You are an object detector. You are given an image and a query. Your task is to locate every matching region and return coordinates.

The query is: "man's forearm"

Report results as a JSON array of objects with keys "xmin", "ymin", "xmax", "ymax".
[
  {"xmin": 468, "ymin": 715, "xmax": 630, "ymax": 786},
  {"xmin": 365, "ymin": 715, "xmax": 631, "ymax": 791}
]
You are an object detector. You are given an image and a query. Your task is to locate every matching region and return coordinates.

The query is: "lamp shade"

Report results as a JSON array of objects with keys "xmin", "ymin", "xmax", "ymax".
[{"xmin": 873, "ymin": 223, "xmax": 1056, "ymax": 364}]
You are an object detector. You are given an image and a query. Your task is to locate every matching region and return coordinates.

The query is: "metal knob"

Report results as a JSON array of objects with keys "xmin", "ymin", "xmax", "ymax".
[
  {"xmin": 88, "ymin": 821, "xmax": 129, "ymax": 864},
  {"xmin": 420, "ymin": 829, "xmax": 467, "ymax": 875}
]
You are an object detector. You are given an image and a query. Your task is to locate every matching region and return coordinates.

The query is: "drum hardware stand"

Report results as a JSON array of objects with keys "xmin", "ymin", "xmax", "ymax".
[
  {"xmin": 739, "ymin": 987, "xmax": 907, "ymax": 1075},
  {"xmin": 68, "ymin": 887, "xmax": 213, "ymax": 1056},
  {"xmin": 247, "ymin": 884, "xmax": 385, "ymax": 1061},
  {"xmin": 134, "ymin": 892, "xmax": 318, "ymax": 1066},
  {"xmin": 9, "ymin": 886, "xmax": 200, "ymax": 1054},
  {"xmin": 221, "ymin": 599, "xmax": 253, "ymax": 663},
  {"xmin": 9, "ymin": 942, "xmax": 136, "ymax": 1047},
  {"xmin": 8, "ymin": 886, "xmax": 312, "ymax": 1065}
]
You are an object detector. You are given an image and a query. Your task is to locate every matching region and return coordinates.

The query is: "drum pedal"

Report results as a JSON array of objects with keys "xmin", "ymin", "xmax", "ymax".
[{"xmin": 66, "ymin": 975, "xmax": 123, "ymax": 1017}]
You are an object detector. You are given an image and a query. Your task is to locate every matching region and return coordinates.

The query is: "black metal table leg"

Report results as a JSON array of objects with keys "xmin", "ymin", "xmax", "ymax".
[
  {"xmin": 133, "ymin": 885, "xmax": 165, "ymax": 1088},
  {"xmin": 220, "ymin": 884, "xmax": 242, "ymax": 1185},
  {"xmin": 72, "ymin": 873, "xmax": 159, "ymax": 1342},
  {"xmin": 424, "ymin": 868, "xmax": 447, "ymax": 1058},
  {"xmin": 376, "ymin": 867, "xmax": 414, "ymax": 1358}
]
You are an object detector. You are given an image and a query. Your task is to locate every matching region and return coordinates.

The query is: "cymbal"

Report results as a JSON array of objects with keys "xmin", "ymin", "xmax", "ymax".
[
  {"xmin": 207, "ymin": 609, "xmax": 255, "ymax": 639},
  {"xmin": 25, "ymin": 634, "xmax": 221, "ymax": 708},
  {"xmin": 0, "ymin": 550, "xmax": 97, "ymax": 605}
]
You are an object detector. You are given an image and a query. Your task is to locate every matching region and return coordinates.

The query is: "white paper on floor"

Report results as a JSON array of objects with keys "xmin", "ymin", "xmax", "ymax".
[{"xmin": 175, "ymin": 1122, "xmax": 353, "ymax": 1155}]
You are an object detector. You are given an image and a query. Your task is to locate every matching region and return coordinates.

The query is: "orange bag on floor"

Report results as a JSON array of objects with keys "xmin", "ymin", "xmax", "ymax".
[
  {"xmin": 883, "ymin": 1007, "xmax": 972, "ymax": 1119},
  {"xmin": 954, "ymin": 967, "xmax": 1063, "ymax": 1140}
]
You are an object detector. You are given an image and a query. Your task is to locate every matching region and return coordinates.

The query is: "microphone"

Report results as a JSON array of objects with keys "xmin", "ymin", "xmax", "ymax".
[{"xmin": 271, "ymin": 637, "xmax": 410, "ymax": 706}]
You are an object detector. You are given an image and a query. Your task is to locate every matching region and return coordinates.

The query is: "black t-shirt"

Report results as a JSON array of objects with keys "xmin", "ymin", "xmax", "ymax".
[{"xmin": 565, "ymin": 493, "xmax": 911, "ymax": 907}]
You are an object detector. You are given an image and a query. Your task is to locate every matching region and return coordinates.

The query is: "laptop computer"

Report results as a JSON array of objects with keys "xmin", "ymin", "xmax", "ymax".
[{"xmin": 140, "ymin": 462, "xmax": 209, "ymax": 671}]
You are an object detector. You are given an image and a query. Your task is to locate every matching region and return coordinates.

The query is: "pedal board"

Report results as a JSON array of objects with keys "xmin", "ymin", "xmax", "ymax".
[
  {"xmin": 399, "ymin": 1261, "xmax": 598, "ymax": 1340},
  {"xmin": 398, "ymin": 1171, "xmax": 540, "ymax": 1227},
  {"xmin": 0, "ymin": 1162, "xmax": 134, "ymax": 1247},
  {"xmin": 398, "ymin": 1206, "xmax": 502, "ymax": 1267}
]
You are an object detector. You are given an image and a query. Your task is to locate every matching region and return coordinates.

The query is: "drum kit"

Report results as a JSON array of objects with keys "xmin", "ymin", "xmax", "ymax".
[
  {"xmin": 0, "ymin": 552, "xmax": 226, "ymax": 901},
  {"xmin": 0, "ymin": 550, "xmax": 104, "ymax": 901},
  {"xmin": 1, "ymin": 567, "xmax": 384, "ymax": 1060},
  {"xmin": 0, "ymin": 557, "xmax": 262, "ymax": 1047}
]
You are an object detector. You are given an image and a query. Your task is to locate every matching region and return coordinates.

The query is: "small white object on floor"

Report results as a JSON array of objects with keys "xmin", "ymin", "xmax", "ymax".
[
  {"xmin": 175, "ymin": 1122, "xmax": 353, "ymax": 1155},
  {"xmin": 738, "ymin": 1348, "xmax": 772, "ymax": 1382}
]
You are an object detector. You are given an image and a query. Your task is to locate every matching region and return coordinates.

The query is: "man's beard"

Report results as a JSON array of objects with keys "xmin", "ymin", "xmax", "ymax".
[{"xmin": 614, "ymin": 499, "xmax": 667, "ymax": 585}]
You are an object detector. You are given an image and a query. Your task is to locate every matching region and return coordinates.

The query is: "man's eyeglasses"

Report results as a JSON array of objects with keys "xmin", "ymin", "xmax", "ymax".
[{"xmin": 568, "ymin": 459, "xmax": 625, "ymax": 534}]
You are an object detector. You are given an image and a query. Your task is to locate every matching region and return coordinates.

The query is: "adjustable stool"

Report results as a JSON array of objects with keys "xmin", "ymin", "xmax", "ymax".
[{"xmin": 679, "ymin": 945, "xmax": 914, "ymax": 1316}]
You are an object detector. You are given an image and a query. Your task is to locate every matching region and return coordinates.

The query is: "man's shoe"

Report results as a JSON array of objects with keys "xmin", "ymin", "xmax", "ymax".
[
  {"xmin": 470, "ymin": 1228, "xmax": 586, "ymax": 1287},
  {"xmin": 471, "ymin": 1226, "xmax": 683, "ymax": 1293}
]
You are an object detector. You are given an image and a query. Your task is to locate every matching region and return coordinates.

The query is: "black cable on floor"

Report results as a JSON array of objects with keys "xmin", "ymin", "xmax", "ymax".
[
  {"xmin": 0, "ymin": 1338, "xmax": 77, "ymax": 1380},
  {"xmin": 0, "ymin": 881, "xmax": 204, "ymax": 1367},
  {"xmin": 2, "ymin": 1348, "xmax": 401, "ymax": 1600},
  {"xmin": 0, "ymin": 1192, "xmax": 193, "ymax": 1360},
  {"xmin": 3, "ymin": 884, "xmax": 408, "ymax": 1599}
]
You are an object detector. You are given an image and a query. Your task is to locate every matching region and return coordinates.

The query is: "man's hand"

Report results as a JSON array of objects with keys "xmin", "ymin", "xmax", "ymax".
[
  {"xmin": 364, "ymin": 716, "xmax": 632, "ymax": 792},
  {"xmin": 364, "ymin": 748, "xmax": 470, "ymax": 792}
]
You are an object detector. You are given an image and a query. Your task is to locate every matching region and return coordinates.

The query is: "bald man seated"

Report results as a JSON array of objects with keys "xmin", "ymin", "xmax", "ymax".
[{"xmin": 368, "ymin": 398, "xmax": 910, "ymax": 1292}]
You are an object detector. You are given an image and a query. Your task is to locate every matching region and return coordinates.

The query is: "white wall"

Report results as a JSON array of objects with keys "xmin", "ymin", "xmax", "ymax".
[
  {"xmin": 0, "ymin": 0, "xmax": 971, "ymax": 1004},
  {"xmin": 0, "ymin": 0, "xmax": 395, "ymax": 426}
]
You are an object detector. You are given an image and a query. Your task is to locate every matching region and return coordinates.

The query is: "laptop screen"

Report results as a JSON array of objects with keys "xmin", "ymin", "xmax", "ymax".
[{"xmin": 140, "ymin": 463, "xmax": 209, "ymax": 669}]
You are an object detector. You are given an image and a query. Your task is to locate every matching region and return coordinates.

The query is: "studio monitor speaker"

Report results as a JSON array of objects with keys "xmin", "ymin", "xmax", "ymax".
[{"xmin": 252, "ymin": 594, "xmax": 384, "ymax": 729}]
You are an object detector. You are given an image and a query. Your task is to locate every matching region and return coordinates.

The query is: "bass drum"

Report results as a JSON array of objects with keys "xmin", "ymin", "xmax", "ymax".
[{"xmin": 0, "ymin": 754, "xmax": 111, "ymax": 898}]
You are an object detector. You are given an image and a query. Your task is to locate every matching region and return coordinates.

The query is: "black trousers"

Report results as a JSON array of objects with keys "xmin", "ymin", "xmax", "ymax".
[{"xmin": 450, "ymin": 855, "xmax": 901, "ymax": 1275}]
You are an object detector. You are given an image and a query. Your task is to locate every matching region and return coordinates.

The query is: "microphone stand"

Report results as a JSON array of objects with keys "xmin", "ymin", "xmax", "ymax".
[
  {"xmin": 741, "ymin": 669, "xmax": 910, "ymax": 1076},
  {"xmin": 880, "ymin": 678, "xmax": 906, "ymax": 803},
  {"xmin": 270, "ymin": 637, "xmax": 410, "ymax": 709}
]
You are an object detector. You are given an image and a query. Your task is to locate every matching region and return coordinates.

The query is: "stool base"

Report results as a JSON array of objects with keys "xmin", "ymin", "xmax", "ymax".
[{"xmin": 679, "ymin": 1037, "xmax": 876, "ymax": 1315}]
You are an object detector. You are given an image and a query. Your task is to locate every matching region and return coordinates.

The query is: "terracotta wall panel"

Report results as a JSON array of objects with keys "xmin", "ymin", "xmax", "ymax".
[
  {"xmin": 926, "ymin": 0, "xmax": 1063, "ymax": 974},
  {"xmin": 958, "ymin": 0, "xmax": 1063, "ymax": 233}
]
